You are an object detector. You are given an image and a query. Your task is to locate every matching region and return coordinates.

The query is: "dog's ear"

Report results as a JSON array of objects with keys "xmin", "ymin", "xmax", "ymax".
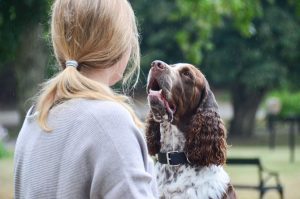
[
  {"xmin": 145, "ymin": 111, "xmax": 161, "ymax": 156},
  {"xmin": 185, "ymin": 79, "xmax": 227, "ymax": 166},
  {"xmin": 198, "ymin": 79, "xmax": 219, "ymax": 111}
]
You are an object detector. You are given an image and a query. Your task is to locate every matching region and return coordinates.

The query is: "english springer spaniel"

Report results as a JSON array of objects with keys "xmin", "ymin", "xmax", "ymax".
[{"xmin": 145, "ymin": 60, "xmax": 236, "ymax": 199}]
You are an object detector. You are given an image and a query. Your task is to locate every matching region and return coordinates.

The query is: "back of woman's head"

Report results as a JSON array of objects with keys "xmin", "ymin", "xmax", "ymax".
[
  {"xmin": 36, "ymin": 0, "xmax": 141, "ymax": 131},
  {"xmin": 52, "ymin": 0, "xmax": 139, "ymax": 73}
]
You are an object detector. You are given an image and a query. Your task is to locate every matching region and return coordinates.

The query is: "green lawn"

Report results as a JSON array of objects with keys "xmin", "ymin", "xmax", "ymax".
[
  {"xmin": 226, "ymin": 146, "xmax": 300, "ymax": 199},
  {"xmin": 0, "ymin": 155, "xmax": 14, "ymax": 199},
  {"xmin": 1, "ymin": 146, "xmax": 299, "ymax": 199}
]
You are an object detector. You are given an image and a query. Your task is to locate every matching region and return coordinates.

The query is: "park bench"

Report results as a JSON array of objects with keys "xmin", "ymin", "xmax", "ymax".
[{"xmin": 226, "ymin": 157, "xmax": 284, "ymax": 199}]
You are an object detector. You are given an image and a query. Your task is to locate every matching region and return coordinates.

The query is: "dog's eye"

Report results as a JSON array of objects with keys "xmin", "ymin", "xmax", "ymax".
[{"xmin": 183, "ymin": 71, "xmax": 192, "ymax": 79}]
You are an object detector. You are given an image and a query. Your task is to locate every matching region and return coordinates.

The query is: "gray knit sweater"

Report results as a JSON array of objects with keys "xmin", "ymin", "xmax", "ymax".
[{"xmin": 14, "ymin": 99, "xmax": 158, "ymax": 199}]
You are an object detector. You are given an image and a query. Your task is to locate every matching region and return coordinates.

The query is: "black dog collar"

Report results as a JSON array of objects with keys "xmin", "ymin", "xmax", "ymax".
[{"xmin": 157, "ymin": 151, "xmax": 189, "ymax": 166}]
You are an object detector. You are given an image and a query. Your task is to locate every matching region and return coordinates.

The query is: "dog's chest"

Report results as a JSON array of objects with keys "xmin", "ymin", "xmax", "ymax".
[
  {"xmin": 155, "ymin": 164, "xmax": 230, "ymax": 199},
  {"xmin": 159, "ymin": 121, "xmax": 186, "ymax": 152},
  {"xmin": 156, "ymin": 122, "xmax": 230, "ymax": 199}
]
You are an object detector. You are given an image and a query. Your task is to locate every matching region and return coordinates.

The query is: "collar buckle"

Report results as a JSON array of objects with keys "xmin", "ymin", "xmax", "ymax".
[{"xmin": 166, "ymin": 151, "xmax": 180, "ymax": 166}]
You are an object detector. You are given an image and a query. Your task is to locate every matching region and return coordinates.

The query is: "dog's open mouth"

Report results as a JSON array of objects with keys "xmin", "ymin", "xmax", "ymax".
[{"xmin": 147, "ymin": 78, "xmax": 176, "ymax": 120}]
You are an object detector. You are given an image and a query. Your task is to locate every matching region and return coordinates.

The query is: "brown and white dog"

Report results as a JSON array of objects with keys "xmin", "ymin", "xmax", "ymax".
[{"xmin": 145, "ymin": 60, "xmax": 236, "ymax": 199}]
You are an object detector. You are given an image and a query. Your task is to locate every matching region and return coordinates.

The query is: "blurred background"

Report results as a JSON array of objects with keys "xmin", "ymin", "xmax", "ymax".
[{"xmin": 0, "ymin": 0, "xmax": 300, "ymax": 198}]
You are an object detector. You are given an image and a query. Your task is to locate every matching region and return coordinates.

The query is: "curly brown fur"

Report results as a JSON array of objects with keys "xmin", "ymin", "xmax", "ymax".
[
  {"xmin": 185, "ymin": 109, "xmax": 227, "ymax": 167},
  {"xmin": 223, "ymin": 184, "xmax": 237, "ymax": 199},
  {"xmin": 145, "ymin": 112, "xmax": 161, "ymax": 156},
  {"xmin": 146, "ymin": 61, "xmax": 236, "ymax": 199}
]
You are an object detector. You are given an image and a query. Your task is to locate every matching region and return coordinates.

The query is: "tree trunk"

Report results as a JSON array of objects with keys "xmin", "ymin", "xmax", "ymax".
[
  {"xmin": 229, "ymin": 85, "xmax": 266, "ymax": 137},
  {"xmin": 15, "ymin": 24, "xmax": 48, "ymax": 119}
]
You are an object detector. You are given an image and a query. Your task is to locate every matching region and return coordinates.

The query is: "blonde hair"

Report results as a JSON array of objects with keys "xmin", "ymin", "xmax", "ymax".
[{"xmin": 36, "ymin": 0, "xmax": 142, "ymax": 131}]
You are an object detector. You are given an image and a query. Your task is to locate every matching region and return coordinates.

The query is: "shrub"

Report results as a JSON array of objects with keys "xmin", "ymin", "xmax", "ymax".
[
  {"xmin": 0, "ymin": 140, "xmax": 9, "ymax": 159},
  {"xmin": 269, "ymin": 91, "xmax": 300, "ymax": 118}
]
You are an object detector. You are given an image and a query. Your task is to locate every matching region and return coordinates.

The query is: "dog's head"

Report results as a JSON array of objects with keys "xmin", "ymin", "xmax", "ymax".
[
  {"xmin": 147, "ymin": 60, "xmax": 215, "ymax": 123},
  {"xmin": 146, "ymin": 60, "xmax": 227, "ymax": 166}
]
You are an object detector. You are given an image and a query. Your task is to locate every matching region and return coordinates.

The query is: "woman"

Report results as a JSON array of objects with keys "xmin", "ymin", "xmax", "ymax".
[{"xmin": 14, "ymin": 0, "xmax": 158, "ymax": 198}]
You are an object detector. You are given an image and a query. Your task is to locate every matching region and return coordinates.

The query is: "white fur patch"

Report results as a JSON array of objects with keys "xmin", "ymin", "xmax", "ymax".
[
  {"xmin": 156, "ymin": 121, "xmax": 230, "ymax": 199},
  {"xmin": 156, "ymin": 164, "xmax": 230, "ymax": 199},
  {"xmin": 159, "ymin": 122, "xmax": 186, "ymax": 152}
]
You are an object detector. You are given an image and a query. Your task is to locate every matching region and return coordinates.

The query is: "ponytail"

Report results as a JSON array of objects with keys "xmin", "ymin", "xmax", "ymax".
[
  {"xmin": 36, "ymin": 66, "xmax": 143, "ymax": 131},
  {"xmin": 38, "ymin": 0, "xmax": 143, "ymax": 131}
]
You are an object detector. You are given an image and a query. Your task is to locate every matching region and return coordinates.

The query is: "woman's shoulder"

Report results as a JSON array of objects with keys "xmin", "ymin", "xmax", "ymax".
[
  {"xmin": 77, "ymin": 98, "xmax": 130, "ymax": 115},
  {"xmin": 47, "ymin": 98, "xmax": 139, "ymax": 140},
  {"xmin": 66, "ymin": 99, "xmax": 143, "ymax": 148},
  {"xmin": 65, "ymin": 98, "xmax": 134, "ymax": 125}
]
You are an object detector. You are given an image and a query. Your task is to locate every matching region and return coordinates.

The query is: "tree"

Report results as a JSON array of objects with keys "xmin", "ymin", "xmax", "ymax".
[
  {"xmin": 132, "ymin": 0, "xmax": 300, "ymax": 137},
  {"xmin": 131, "ymin": 0, "xmax": 185, "ymax": 83},
  {"xmin": 0, "ymin": 0, "xmax": 50, "ymax": 113},
  {"xmin": 203, "ymin": 0, "xmax": 300, "ymax": 136},
  {"xmin": 131, "ymin": 0, "xmax": 261, "ymax": 82},
  {"xmin": 175, "ymin": 0, "xmax": 262, "ymax": 64}
]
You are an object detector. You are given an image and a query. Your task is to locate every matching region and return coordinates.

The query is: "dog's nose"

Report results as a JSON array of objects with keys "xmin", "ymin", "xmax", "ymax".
[{"xmin": 151, "ymin": 60, "xmax": 165, "ymax": 70}]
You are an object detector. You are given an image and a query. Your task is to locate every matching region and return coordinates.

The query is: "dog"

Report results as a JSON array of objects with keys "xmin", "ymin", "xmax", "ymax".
[{"xmin": 145, "ymin": 60, "xmax": 236, "ymax": 199}]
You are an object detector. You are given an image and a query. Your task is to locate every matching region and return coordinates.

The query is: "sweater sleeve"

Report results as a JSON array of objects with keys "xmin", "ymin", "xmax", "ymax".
[{"xmin": 85, "ymin": 101, "xmax": 158, "ymax": 199}]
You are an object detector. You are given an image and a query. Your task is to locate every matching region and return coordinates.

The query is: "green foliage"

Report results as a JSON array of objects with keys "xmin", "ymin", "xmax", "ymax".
[
  {"xmin": 0, "ymin": 141, "xmax": 9, "ymax": 159},
  {"xmin": 204, "ymin": 1, "xmax": 300, "ymax": 92},
  {"xmin": 175, "ymin": 0, "xmax": 262, "ymax": 64},
  {"xmin": 0, "ymin": 0, "xmax": 51, "ymax": 104},
  {"xmin": 200, "ymin": 0, "xmax": 300, "ymax": 136},
  {"xmin": 0, "ymin": 0, "xmax": 50, "ymax": 63},
  {"xmin": 131, "ymin": 0, "xmax": 262, "ymax": 80},
  {"xmin": 289, "ymin": 0, "xmax": 300, "ymax": 16},
  {"xmin": 270, "ymin": 91, "xmax": 300, "ymax": 117},
  {"xmin": 131, "ymin": 0, "xmax": 300, "ymax": 92},
  {"xmin": 131, "ymin": 0, "xmax": 185, "ymax": 82}
]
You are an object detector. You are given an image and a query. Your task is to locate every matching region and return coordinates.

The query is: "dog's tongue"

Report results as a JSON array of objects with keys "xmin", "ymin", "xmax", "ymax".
[
  {"xmin": 148, "ymin": 89, "xmax": 174, "ymax": 116},
  {"xmin": 148, "ymin": 89, "xmax": 163, "ymax": 100}
]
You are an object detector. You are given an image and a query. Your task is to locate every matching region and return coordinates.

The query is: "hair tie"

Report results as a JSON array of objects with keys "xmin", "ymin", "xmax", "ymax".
[{"xmin": 66, "ymin": 60, "xmax": 78, "ymax": 68}]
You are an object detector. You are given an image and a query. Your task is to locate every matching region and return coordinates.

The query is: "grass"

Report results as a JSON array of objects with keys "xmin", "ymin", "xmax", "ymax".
[
  {"xmin": 0, "ymin": 154, "xmax": 13, "ymax": 199},
  {"xmin": 1, "ymin": 123, "xmax": 299, "ymax": 199},
  {"xmin": 0, "ymin": 141, "xmax": 9, "ymax": 159},
  {"xmin": 226, "ymin": 126, "xmax": 300, "ymax": 199},
  {"xmin": 226, "ymin": 146, "xmax": 300, "ymax": 199},
  {"xmin": 1, "ymin": 146, "xmax": 299, "ymax": 199}
]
